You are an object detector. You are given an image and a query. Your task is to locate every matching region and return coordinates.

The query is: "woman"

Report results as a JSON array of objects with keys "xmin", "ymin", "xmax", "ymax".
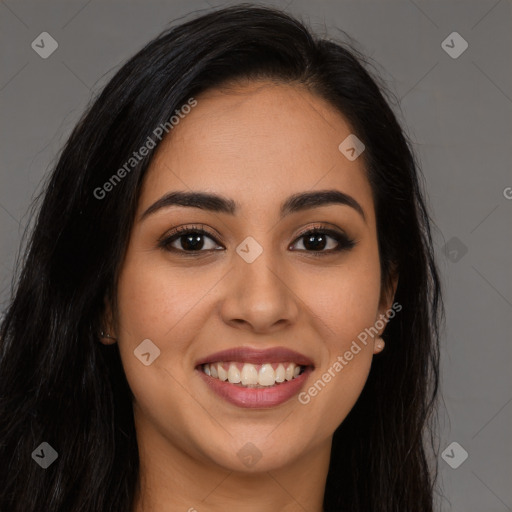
[{"xmin": 0, "ymin": 5, "xmax": 443, "ymax": 511}]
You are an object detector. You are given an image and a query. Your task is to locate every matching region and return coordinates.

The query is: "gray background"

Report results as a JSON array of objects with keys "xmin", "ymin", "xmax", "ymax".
[{"xmin": 1, "ymin": 0, "xmax": 511, "ymax": 510}]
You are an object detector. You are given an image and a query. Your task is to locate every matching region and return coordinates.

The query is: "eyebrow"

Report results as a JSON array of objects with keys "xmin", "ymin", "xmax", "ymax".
[{"xmin": 140, "ymin": 189, "xmax": 366, "ymax": 222}]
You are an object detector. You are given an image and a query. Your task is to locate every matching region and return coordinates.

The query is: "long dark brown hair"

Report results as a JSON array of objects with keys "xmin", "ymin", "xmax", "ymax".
[{"xmin": 0, "ymin": 4, "xmax": 443, "ymax": 511}]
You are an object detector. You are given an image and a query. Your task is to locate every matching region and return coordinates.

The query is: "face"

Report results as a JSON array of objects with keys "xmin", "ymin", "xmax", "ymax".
[{"xmin": 104, "ymin": 81, "xmax": 396, "ymax": 474}]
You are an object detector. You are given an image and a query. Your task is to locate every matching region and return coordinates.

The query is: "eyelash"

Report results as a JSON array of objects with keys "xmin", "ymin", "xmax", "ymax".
[{"xmin": 158, "ymin": 223, "xmax": 356, "ymax": 257}]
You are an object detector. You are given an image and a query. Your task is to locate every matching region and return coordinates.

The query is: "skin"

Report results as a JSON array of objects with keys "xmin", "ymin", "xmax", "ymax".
[{"xmin": 102, "ymin": 80, "xmax": 397, "ymax": 512}]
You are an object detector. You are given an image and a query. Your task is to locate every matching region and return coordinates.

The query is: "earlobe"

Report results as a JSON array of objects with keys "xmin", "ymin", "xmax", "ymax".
[
  {"xmin": 99, "ymin": 331, "xmax": 118, "ymax": 345},
  {"xmin": 379, "ymin": 267, "xmax": 399, "ymax": 318},
  {"xmin": 99, "ymin": 295, "xmax": 118, "ymax": 345},
  {"xmin": 375, "ymin": 269, "xmax": 399, "ymax": 349},
  {"xmin": 373, "ymin": 337, "xmax": 385, "ymax": 354}
]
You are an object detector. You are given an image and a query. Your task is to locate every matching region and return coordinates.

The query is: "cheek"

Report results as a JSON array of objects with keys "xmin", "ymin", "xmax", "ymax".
[
  {"xmin": 113, "ymin": 256, "xmax": 192, "ymax": 403},
  {"xmin": 295, "ymin": 246, "xmax": 380, "ymax": 422},
  {"xmin": 299, "ymin": 325, "xmax": 374, "ymax": 431},
  {"xmin": 314, "ymin": 358, "xmax": 373, "ymax": 432},
  {"xmin": 303, "ymin": 250, "xmax": 382, "ymax": 349},
  {"xmin": 115, "ymin": 251, "xmax": 219, "ymax": 345},
  {"xmin": 113, "ymin": 258, "xmax": 202, "ymax": 449},
  {"xmin": 113, "ymin": 252, "xmax": 224, "ymax": 418}
]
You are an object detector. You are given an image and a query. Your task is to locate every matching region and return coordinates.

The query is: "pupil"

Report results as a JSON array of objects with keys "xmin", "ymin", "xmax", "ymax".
[
  {"xmin": 179, "ymin": 232, "xmax": 328, "ymax": 251},
  {"xmin": 304, "ymin": 233, "xmax": 326, "ymax": 251},
  {"xmin": 182, "ymin": 234, "xmax": 204, "ymax": 250}
]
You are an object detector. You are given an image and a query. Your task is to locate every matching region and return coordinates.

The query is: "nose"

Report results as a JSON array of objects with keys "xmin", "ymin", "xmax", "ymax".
[{"xmin": 219, "ymin": 248, "xmax": 300, "ymax": 334}]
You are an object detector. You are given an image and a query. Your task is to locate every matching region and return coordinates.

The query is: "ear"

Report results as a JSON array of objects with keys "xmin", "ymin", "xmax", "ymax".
[
  {"xmin": 379, "ymin": 260, "xmax": 399, "ymax": 307},
  {"xmin": 98, "ymin": 295, "xmax": 117, "ymax": 345},
  {"xmin": 379, "ymin": 273, "xmax": 398, "ymax": 313},
  {"xmin": 375, "ymin": 265, "xmax": 401, "ymax": 340}
]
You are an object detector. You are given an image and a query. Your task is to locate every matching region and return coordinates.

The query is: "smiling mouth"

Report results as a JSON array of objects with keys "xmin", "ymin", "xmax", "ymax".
[{"xmin": 200, "ymin": 362, "xmax": 308, "ymax": 388}]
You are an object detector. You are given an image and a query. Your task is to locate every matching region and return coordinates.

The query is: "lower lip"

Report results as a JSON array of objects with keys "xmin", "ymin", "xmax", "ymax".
[{"xmin": 197, "ymin": 366, "xmax": 313, "ymax": 408}]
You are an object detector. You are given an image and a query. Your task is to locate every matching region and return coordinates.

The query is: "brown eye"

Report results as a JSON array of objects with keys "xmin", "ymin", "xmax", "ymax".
[
  {"xmin": 159, "ymin": 226, "xmax": 221, "ymax": 253},
  {"xmin": 158, "ymin": 225, "xmax": 356, "ymax": 256},
  {"xmin": 290, "ymin": 227, "xmax": 356, "ymax": 254}
]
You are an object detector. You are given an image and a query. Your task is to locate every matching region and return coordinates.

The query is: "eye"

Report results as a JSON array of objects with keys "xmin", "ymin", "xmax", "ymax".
[
  {"xmin": 158, "ymin": 225, "xmax": 221, "ymax": 253},
  {"xmin": 158, "ymin": 224, "xmax": 356, "ymax": 255},
  {"xmin": 290, "ymin": 226, "xmax": 356, "ymax": 255}
]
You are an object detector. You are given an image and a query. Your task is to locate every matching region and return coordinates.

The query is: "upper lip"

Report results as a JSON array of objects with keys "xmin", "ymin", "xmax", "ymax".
[{"xmin": 195, "ymin": 346, "xmax": 314, "ymax": 367}]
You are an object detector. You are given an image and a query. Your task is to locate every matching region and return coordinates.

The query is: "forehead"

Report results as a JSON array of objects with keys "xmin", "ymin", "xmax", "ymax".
[{"xmin": 140, "ymin": 81, "xmax": 374, "ymax": 221}]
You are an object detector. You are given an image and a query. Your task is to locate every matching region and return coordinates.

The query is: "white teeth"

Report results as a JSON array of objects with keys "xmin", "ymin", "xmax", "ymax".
[
  {"xmin": 217, "ymin": 363, "xmax": 228, "ymax": 381},
  {"xmin": 275, "ymin": 364, "xmax": 285, "ymax": 383},
  {"xmin": 241, "ymin": 363, "xmax": 258, "ymax": 385},
  {"xmin": 258, "ymin": 364, "xmax": 275, "ymax": 386},
  {"xmin": 227, "ymin": 364, "xmax": 241, "ymax": 384},
  {"xmin": 203, "ymin": 361, "xmax": 305, "ymax": 387}
]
